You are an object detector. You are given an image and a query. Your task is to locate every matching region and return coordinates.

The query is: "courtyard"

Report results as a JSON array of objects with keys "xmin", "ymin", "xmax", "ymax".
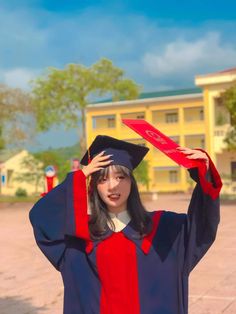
[{"xmin": 0, "ymin": 194, "xmax": 235, "ymax": 313}]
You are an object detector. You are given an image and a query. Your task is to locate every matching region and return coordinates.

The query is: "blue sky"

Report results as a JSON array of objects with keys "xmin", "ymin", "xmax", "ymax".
[{"xmin": 1, "ymin": 0, "xmax": 236, "ymax": 150}]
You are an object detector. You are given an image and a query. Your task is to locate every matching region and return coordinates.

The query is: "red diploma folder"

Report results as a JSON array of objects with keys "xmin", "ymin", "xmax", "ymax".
[{"xmin": 122, "ymin": 119, "xmax": 201, "ymax": 169}]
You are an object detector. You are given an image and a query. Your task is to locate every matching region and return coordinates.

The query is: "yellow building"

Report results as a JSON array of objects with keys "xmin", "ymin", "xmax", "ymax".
[
  {"xmin": 85, "ymin": 68, "xmax": 236, "ymax": 194},
  {"xmin": 0, "ymin": 150, "xmax": 44, "ymax": 196}
]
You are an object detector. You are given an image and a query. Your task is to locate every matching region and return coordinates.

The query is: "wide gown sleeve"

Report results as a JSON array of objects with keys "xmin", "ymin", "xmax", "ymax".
[
  {"xmin": 183, "ymin": 158, "xmax": 222, "ymax": 275},
  {"xmin": 29, "ymin": 170, "xmax": 89, "ymax": 271}
]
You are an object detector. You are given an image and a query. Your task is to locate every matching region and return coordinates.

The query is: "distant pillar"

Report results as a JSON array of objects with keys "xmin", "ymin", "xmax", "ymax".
[
  {"xmin": 41, "ymin": 165, "xmax": 58, "ymax": 197},
  {"xmin": 71, "ymin": 158, "xmax": 80, "ymax": 171}
]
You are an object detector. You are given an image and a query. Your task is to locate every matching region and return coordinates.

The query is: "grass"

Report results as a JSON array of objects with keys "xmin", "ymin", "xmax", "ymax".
[
  {"xmin": 220, "ymin": 194, "xmax": 236, "ymax": 203},
  {"xmin": 0, "ymin": 195, "xmax": 40, "ymax": 203}
]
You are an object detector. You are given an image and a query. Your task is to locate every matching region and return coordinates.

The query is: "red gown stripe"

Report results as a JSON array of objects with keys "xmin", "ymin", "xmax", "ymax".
[
  {"xmin": 141, "ymin": 210, "xmax": 163, "ymax": 254},
  {"xmin": 73, "ymin": 170, "xmax": 90, "ymax": 240},
  {"xmin": 195, "ymin": 149, "xmax": 222, "ymax": 200},
  {"xmin": 96, "ymin": 232, "xmax": 140, "ymax": 314}
]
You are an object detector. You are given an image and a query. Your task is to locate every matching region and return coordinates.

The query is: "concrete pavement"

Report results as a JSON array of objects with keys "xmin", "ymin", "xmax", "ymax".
[{"xmin": 0, "ymin": 195, "xmax": 235, "ymax": 313}]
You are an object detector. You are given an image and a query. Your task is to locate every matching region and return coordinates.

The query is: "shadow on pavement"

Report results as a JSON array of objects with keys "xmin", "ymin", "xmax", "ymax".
[{"xmin": 0, "ymin": 296, "xmax": 47, "ymax": 314}]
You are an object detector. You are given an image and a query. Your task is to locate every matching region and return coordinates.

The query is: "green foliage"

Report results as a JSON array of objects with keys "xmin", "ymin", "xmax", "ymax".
[
  {"xmin": 220, "ymin": 82, "xmax": 236, "ymax": 126},
  {"xmin": 31, "ymin": 58, "xmax": 141, "ymax": 151},
  {"xmin": 0, "ymin": 84, "xmax": 33, "ymax": 149},
  {"xmin": 220, "ymin": 194, "xmax": 236, "ymax": 202},
  {"xmin": 34, "ymin": 143, "xmax": 81, "ymax": 182},
  {"xmin": 0, "ymin": 126, "xmax": 5, "ymax": 150},
  {"xmin": 14, "ymin": 154, "xmax": 44, "ymax": 193},
  {"xmin": 133, "ymin": 159, "xmax": 150, "ymax": 190},
  {"xmin": 220, "ymin": 82, "xmax": 236, "ymax": 150},
  {"xmin": 215, "ymin": 112, "xmax": 228, "ymax": 126},
  {"xmin": 223, "ymin": 128, "xmax": 236, "ymax": 150},
  {"xmin": 15, "ymin": 187, "xmax": 28, "ymax": 197},
  {"xmin": 0, "ymin": 194, "xmax": 40, "ymax": 203}
]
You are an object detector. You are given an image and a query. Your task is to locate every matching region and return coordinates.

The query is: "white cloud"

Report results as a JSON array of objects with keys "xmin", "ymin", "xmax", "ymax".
[
  {"xmin": 142, "ymin": 32, "xmax": 236, "ymax": 79},
  {"xmin": 0, "ymin": 4, "xmax": 236, "ymax": 91},
  {"xmin": 0, "ymin": 3, "xmax": 236, "ymax": 149},
  {"xmin": 2, "ymin": 68, "xmax": 38, "ymax": 90}
]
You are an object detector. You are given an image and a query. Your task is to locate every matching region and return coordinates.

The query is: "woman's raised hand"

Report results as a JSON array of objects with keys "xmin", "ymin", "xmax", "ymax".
[
  {"xmin": 176, "ymin": 147, "xmax": 209, "ymax": 169},
  {"xmin": 81, "ymin": 151, "xmax": 113, "ymax": 177}
]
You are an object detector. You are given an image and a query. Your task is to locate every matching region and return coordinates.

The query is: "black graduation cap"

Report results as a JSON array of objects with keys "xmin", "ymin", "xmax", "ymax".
[{"xmin": 80, "ymin": 135, "xmax": 149, "ymax": 170}]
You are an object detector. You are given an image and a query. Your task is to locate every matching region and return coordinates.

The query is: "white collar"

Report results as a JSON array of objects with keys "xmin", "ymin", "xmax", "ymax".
[{"xmin": 107, "ymin": 210, "xmax": 131, "ymax": 232}]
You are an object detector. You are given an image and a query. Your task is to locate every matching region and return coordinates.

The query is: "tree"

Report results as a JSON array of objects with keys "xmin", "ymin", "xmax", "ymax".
[
  {"xmin": 34, "ymin": 150, "xmax": 71, "ymax": 182},
  {"xmin": 219, "ymin": 82, "xmax": 236, "ymax": 150},
  {"xmin": 0, "ymin": 84, "xmax": 34, "ymax": 195},
  {"xmin": 133, "ymin": 160, "xmax": 150, "ymax": 191},
  {"xmin": 31, "ymin": 58, "xmax": 141, "ymax": 151},
  {"xmin": 0, "ymin": 84, "xmax": 33, "ymax": 149},
  {"xmin": 14, "ymin": 155, "xmax": 44, "ymax": 194}
]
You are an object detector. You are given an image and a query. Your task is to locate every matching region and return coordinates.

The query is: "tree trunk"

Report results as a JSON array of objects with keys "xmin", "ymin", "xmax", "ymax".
[
  {"xmin": 80, "ymin": 108, "xmax": 87, "ymax": 153},
  {"xmin": 0, "ymin": 126, "xmax": 5, "ymax": 150}
]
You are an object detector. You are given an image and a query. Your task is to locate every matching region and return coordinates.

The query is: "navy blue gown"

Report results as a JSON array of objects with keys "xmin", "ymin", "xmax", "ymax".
[{"xmin": 29, "ymin": 161, "xmax": 222, "ymax": 314}]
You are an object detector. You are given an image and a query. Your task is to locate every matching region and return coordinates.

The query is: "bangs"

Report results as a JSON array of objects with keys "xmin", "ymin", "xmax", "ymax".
[{"xmin": 96, "ymin": 164, "xmax": 131, "ymax": 181}]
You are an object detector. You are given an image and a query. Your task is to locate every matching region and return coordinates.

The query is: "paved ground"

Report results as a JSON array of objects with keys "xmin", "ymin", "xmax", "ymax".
[{"xmin": 0, "ymin": 195, "xmax": 235, "ymax": 314}]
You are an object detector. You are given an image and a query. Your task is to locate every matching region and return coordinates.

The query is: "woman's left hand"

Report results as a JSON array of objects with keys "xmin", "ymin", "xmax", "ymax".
[{"xmin": 176, "ymin": 147, "xmax": 209, "ymax": 169}]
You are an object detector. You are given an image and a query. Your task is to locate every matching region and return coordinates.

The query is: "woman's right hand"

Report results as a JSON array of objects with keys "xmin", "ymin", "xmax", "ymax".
[{"xmin": 81, "ymin": 151, "xmax": 113, "ymax": 177}]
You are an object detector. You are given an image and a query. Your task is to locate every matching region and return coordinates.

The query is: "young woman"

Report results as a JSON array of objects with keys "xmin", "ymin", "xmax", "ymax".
[{"xmin": 29, "ymin": 135, "xmax": 222, "ymax": 314}]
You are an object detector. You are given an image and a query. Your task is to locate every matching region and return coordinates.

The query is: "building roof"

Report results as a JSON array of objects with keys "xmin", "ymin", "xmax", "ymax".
[
  {"xmin": 196, "ymin": 67, "xmax": 236, "ymax": 78},
  {"xmin": 216, "ymin": 67, "xmax": 236, "ymax": 75},
  {"xmin": 136, "ymin": 87, "xmax": 202, "ymax": 99},
  {"xmin": 93, "ymin": 87, "xmax": 202, "ymax": 105},
  {"xmin": 0, "ymin": 149, "xmax": 22, "ymax": 163}
]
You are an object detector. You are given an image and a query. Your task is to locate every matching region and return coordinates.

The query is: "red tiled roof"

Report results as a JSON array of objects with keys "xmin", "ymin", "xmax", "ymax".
[
  {"xmin": 197, "ymin": 67, "xmax": 236, "ymax": 78},
  {"xmin": 217, "ymin": 67, "xmax": 236, "ymax": 74}
]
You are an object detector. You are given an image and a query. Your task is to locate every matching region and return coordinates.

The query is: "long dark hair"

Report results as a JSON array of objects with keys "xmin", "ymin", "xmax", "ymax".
[{"xmin": 88, "ymin": 165, "xmax": 152, "ymax": 240}]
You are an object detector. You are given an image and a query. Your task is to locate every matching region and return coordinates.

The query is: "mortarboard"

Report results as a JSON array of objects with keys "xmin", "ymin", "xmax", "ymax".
[{"xmin": 80, "ymin": 135, "xmax": 149, "ymax": 170}]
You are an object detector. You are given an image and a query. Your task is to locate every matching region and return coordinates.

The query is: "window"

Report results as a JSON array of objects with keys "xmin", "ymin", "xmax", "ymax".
[
  {"xmin": 185, "ymin": 135, "xmax": 205, "ymax": 149},
  {"xmin": 170, "ymin": 136, "xmax": 180, "ymax": 144},
  {"xmin": 214, "ymin": 130, "xmax": 225, "ymax": 136},
  {"xmin": 200, "ymin": 138, "xmax": 205, "ymax": 149},
  {"xmin": 169, "ymin": 170, "xmax": 178, "ymax": 183},
  {"xmin": 92, "ymin": 117, "xmax": 96, "ymax": 129},
  {"xmin": 215, "ymin": 98, "xmax": 230, "ymax": 126},
  {"xmin": 231, "ymin": 162, "xmax": 236, "ymax": 182},
  {"xmin": 1, "ymin": 175, "xmax": 6, "ymax": 186},
  {"xmin": 121, "ymin": 112, "xmax": 145, "ymax": 120},
  {"xmin": 7, "ymin": 169, "xmax": 14, "ymax": 187},
  {"xmin": 107, "ymin": 117, "xmax": 115, "ymax": 128},
  {"xmin": 92, "ymin": 115, "xmax": 116, "ymax": 129},
  {"xmin": 184, "ymin": 106, "xmax": 204, "ymax": 122},
  {"xmin": 127, "ymin": 139, "xmax": 146, "ymax": 147},
  {"xmin": 137, "ymin": 114, "xmax": 145, "ymax": 119},
  {"xmin": 199, "ymin": 109, "xmax": 204, "ymax": 120},
  {"xmin": 121, "ymin": 112, "xmax": 145, "ymax": 128},
  {"xmin": 166, "ymin": 112, "xmax": 178, "ymax": 123}
]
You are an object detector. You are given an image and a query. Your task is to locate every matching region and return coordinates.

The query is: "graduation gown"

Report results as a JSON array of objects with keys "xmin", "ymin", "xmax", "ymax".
[{"xmin": 29, "ymin": 157, "xmax": 222, "ymax": 314}]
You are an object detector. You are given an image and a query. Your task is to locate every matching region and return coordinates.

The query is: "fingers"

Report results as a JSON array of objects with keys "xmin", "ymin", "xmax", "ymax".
[
  {"xmin": 82, "ymin": 162, "xmax": 112, "ymax": 177},
  {"xmin": 177, "ymin": 147, "xmax": 203, "ymax": 156},
  {"xmin": 91, "ymin": 155, "xmax": 113, "ymax": 166},
  {"xmin": 90, "ymin": 157, "xmax": 113, "ymax": 169},
  {"xmin": 176, "ymin": 146, "xmax": 209, "ymax": 168},
  {"xmin": 92, "ymin": 151, "xmax": 113, "ymax": 161},
  {"xmin": 176, "ymin": 147, "xmax": 194, "ymax": 154},
  {"xmin": 187, "ymin": 154, "xmax": 205, "ymax": 160},
  {"xmin": 96, "ymin": 160, "xmax": 113, "ymax": 166},
  {"xmin": 82, "ymin": 151, "xmax": 114, "ymax": 177},
  {"xmin": 93, "ymin": 151, "xmax": 106, "ymax": 159},
  {"xmin": 90, "ymin": 152, "xmax": 113, "ymax": 167}
]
